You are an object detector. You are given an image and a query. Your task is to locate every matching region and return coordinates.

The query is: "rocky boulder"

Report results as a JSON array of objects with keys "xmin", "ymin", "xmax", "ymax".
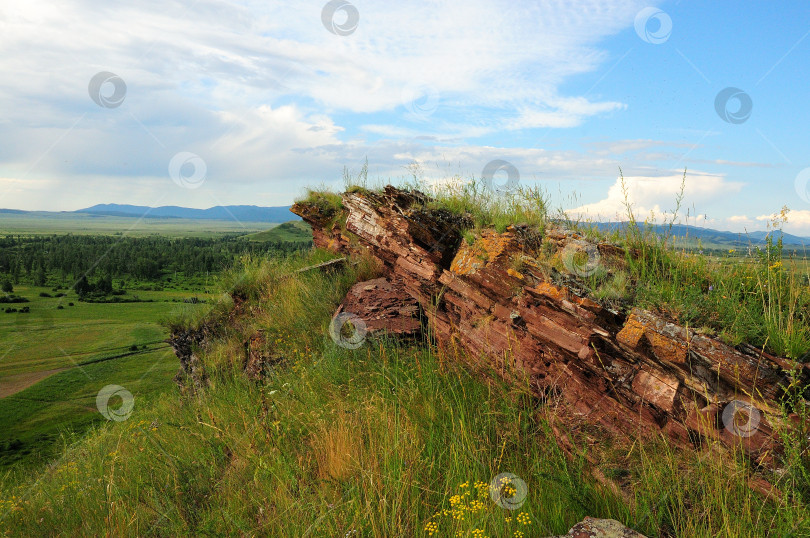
[{"xmin": 552, "ymin": 517, "xmax": 647, "ymax": 538}]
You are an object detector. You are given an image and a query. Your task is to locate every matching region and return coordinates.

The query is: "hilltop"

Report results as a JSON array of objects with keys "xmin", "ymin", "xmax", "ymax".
[{"xmin": 2, "ymin": 184, "xmax": 809, "ymax": 537}]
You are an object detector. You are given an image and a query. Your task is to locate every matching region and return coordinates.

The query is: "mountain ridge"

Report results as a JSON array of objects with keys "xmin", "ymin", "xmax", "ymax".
[
  {"xmin": 591, "ymin": 222, "xmax": 809, "ymax": 247},
  {"xmin": 76, "ymin": 203, "xmax": 296, "ymax": 222}
]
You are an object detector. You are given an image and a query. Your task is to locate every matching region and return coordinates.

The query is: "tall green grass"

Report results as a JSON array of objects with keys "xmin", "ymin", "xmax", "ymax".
[
  {"xmin": 2, "ymin": 252, "xmax": 809, "ymax": 537},
  {"xmin": 596, "ymin": 172, "xmax": 810, "ymax": 358}
]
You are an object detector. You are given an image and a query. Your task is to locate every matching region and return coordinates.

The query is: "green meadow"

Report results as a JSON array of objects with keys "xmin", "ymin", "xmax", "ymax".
[
  {"xmin": 0, "ymin": 213, "xmax": 278, "ymax": 237},
  {"xmin": 0, "ymin": 216, "xmax": 310, "ymax": 472},
  {"xmin": 0, "ymin": 284, "xmax": 215, "ymax": 469}
]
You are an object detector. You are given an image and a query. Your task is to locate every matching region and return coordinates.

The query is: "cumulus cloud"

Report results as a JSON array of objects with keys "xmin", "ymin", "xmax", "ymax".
[
  {"xmin": 565, "ymin": 171, "xmax": 743, "ymax": 223},
  {"xmin": 756, "ymin": 209, "xmax": 810, "ymax": 234},
  {"xmin": 0, "ymin": 0, "xmax": 656, "ymax": 209}
]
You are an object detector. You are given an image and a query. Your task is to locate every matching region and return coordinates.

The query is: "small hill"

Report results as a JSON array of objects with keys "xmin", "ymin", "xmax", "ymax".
[{"xmin": 242, "ymin": 220, "xmax": 312, "ymax": 243}]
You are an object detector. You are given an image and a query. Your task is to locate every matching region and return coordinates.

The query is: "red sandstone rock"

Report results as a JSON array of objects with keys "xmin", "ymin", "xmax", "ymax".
[
  {"xmin": 291, "ymin": 186, "xmax": 809, "ymax": 479},
  {"xmin": 337, "ymin": 277, "xmax": 421, "ymax": 337}
]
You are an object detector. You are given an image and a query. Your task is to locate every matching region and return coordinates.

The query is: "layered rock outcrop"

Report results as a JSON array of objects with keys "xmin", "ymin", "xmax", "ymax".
[
  {"xmin": 292, "ymin": 186, "xmax": 808, "ymax": 487},
  {"xmin": 336, "ymin": 277, "xmax": 422, "ymax": 338}
]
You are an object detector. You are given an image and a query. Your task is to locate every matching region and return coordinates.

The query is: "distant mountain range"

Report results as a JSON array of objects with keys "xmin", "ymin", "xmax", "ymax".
[
  {"xmin": 1, "ymin": 204, "xmax": 808, "ymax": 246},
  {"xmin": 77, "ymin": 204, "xmax": 296, "ymax": 222},
  {"xmin": 592, "ymin": 222, "xmax": 809, "ymax": 248}
]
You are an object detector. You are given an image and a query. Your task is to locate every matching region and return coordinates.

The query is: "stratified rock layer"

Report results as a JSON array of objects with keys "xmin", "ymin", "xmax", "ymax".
[
  {"xmin": 337, "ymin": 277, "xmax": 422, "ymax": 337},
  {"xmin": 292, "ymin": 186, "xmax": 809, "ymax": 476}
]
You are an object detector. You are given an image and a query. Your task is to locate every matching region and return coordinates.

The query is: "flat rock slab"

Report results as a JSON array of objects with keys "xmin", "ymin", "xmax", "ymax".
[
  {"xmin": 338, "ymin": 277, "xmax": 421, "ymax": 337},
  {"xmin": 551, "ymin": 517, "xmax": 647, "ymax": 538}
]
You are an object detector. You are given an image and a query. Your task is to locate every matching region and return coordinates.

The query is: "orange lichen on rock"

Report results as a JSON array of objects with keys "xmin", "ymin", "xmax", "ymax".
[
  {"xmin": 506, "ymin": 268, "xmax": 524, "ymax": 279},
  {"xmin": 616, "ymin": 316, "xmax": 645, "ymax": 348},
  {"xmin": 449, "ymin": 242, "xmax": 485, "ymax": 275},
  {"xmin": 531, "ymin": 281, "xmax": 568, "ymax": 301},
  {"xmin": 450, "ymin": 230, "xmax": 519, "ymax": 275},
  {"xmin": 618, "ymin": 313, "xmax": 688, "ymax": 364}
]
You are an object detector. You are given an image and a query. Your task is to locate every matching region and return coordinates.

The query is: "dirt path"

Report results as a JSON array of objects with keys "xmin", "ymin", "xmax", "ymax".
[{"xmin": 0, "ymin": 368, "xmax": 67, "ymax": 398}]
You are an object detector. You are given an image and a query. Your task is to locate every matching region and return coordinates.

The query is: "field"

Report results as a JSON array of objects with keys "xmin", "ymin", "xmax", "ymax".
[
  {"xmin": 0, "ymin": 213, "xmax": 279, "ymax": 237},
  {"xmin": 0, "ymin": 215, "xmax": 311, "ymax": 471},
  {"xmin": 0, "ymin": 284, "xmax": 215, "ymax": 468}
]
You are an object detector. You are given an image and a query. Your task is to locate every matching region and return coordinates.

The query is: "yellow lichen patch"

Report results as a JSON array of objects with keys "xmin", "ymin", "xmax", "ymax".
[
  {"xmin": 576, "ymin": 296, "xmax": 602, "ymax": 310},
  {"xmin": 507, "ymin": 268, "xmax": 524, "ymax": 279},
  {"xmin": 617, "ymin": 315, "xmax": 646, "ymax": 348},
  {"xmin": 477, "ymin": 231, "xmax": 517, "ymax": 262},
  {"xmin": 646, "ymin": 330, "xmax": 688, "ymax": 364},
  {"xmin": 450, "ymin": 243, "xmax": 485, "ymax": 275},
  {"xmin": 451, "ymin": 230, "xmax": 519, "ymax": 275},
  {"xmin": 617, "ymin": 314, "xmax": 688, "ymax": 364},
  {"xmin": 531, "ymin": 281, "xmax": 568, "ymax": 301}
]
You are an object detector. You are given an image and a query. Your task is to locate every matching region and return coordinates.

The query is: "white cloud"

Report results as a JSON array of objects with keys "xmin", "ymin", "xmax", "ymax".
[
  {"xmin": 565, "ymin": 171, "xmax": 743, "ymax": 223},
  {"xmin": 0, "ymin": 0, "xmax": 648, "ymax": 123},
  {"xmin": 728, "ymin": 215, "xmax": 752, "ymax": 223},
  {"xmin": 0, "ymin": 0, "xmax": 665, "ymax": 209},
  {"xmin": 756, "ymin": 209, "xmax": 810, "ymax": 233}
]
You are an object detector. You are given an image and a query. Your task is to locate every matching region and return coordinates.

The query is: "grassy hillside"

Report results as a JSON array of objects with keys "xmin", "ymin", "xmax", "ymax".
[
  {"xmin": 242, "ymin": 220, "xmax": 312, "ymax": 243},
  {"xmin": 2, "ymin": 182, "xmax": 809, "ymax": 536},
  {"xmin": 1, "ymin": 250, "xmax": 809, "ymax": 536}
]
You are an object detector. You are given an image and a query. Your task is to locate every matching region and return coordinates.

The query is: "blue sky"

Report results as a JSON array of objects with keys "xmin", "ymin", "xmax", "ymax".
[{"xmin": 1, "ymin": 1, "xmax": 809, "ymax": 232}]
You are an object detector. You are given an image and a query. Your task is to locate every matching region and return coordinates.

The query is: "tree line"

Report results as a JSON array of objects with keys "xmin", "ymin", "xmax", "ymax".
[{"xmin": 0, "ymin": 234, "xmax": 310, "ymax": 286}]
